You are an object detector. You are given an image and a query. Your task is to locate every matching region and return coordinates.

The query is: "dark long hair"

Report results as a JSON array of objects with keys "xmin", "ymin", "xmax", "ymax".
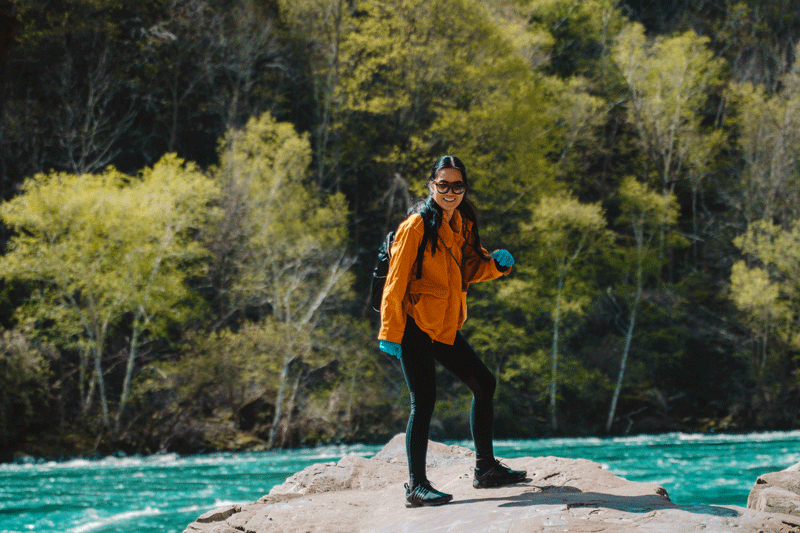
[{"xmin": 411, "ymin": 155, "xmax": 490, "ymax": 260}]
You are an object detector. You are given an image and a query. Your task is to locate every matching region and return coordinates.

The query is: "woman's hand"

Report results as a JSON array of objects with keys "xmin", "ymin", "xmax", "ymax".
[
  {"xmin": 379, "ymin": 340, "xmax": 402, "ymax": 359},
  {"xmin": 491, "ymin": 249, "xmax": 515, "ymax": 268}
]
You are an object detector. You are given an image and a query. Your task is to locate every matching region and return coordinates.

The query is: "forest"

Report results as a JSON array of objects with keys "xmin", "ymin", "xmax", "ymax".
[{"xmin": 0, "ymin": 0, "xmax": 799, "ymax": 459}]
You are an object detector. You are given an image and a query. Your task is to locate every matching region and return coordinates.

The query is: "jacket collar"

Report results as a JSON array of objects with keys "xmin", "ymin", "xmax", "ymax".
[{"xmin": 447, "ymin": 208, "xmax": 463, "ymax": 234}]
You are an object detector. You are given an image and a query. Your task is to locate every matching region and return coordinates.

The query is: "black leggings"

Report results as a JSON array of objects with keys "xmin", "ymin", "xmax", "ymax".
[{"xmin": 400, "ymin": 316, "xmax": 496, "ymax": 486}]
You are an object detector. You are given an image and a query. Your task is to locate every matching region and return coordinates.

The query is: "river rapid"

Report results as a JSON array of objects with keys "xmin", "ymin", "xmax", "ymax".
[{"xmin": 1, "ymin": 430, "xmax": 798, "ymax": 533}]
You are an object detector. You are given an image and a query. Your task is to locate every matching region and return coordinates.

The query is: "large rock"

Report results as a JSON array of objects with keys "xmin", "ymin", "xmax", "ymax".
[
  {"xmin": 748, "ymin": 461, "xmax": 800, "ymax": 517},
  {"xmin": 185, "ymin": 434, "xmax": 800, "ymax": 533}
]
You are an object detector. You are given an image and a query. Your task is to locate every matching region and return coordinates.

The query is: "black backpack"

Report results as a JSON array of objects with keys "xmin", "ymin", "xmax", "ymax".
[{"xmin": 371, "ymin": 227, "xmax": 429, "ymax": 314}]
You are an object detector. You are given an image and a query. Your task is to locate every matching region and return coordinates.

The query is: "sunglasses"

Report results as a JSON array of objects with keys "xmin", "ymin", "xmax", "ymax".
[{"xmin": 432, "ymin": 180, "xmax": 466, "ymax": 195}]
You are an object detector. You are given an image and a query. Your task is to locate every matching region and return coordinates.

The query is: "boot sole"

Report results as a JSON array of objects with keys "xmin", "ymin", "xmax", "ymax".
[
  {"xmin": 473, "ymin": 473, "xmax": 527, "ymax": 488},
  {"xmin": 405, "ymin": 495, "xmax": 453, "ymax": 507}
]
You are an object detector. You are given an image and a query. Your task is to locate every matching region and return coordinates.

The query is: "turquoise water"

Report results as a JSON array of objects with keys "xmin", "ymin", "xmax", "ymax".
[{"xmin": 1, "ymin": 431, "xmax": 798, "ymax": 533}]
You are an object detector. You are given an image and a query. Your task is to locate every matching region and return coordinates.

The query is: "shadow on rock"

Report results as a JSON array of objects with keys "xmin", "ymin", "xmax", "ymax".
[{"xmin": 452, "ymin": 483, "xmax": 740, "ymax": 517}]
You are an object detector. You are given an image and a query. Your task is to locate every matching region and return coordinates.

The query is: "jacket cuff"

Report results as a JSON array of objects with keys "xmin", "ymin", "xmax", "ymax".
[{"xmin": 379, "ymin": 331, "xmax": 404, "ymax": 345}]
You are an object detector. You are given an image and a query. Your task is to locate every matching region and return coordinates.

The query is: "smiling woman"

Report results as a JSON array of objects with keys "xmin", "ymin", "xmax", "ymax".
[{"xmin": 377, "ymin": 155, "xmax": 521, "ymax": 507}]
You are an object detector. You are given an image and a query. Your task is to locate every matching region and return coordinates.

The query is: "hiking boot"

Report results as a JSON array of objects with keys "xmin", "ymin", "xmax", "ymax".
[
  {"xmin": 473, "ymin": 460, "xmax": 527, "ymax": 488},
  {"xmin": 405, "ymin": 482, "xmax": 453, "ymax": 507}
]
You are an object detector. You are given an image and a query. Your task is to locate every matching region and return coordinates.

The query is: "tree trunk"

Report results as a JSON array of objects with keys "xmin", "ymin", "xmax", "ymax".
[
  {"xmin": 267, "ymin": 354, "xmax": 293, "ymax": 449},
  {"xmin": 79, "ymin": 345, "xmax": 91, "ymax": 418},
  {"xmin": 114, "ymin": 320, "xmax": 141, "ymax": 434},
  {"xmin": 607, "ymin": 224, "xmax": 645, "ymax": 433},
  {"xmin": 93, "ymin": 317, "xmax": 111, "ymax": 430},
  {"xmin": 82, "ymin": 368, "xmax": 96, "ymax": 420},
  {"xmin": 93, "ymin": 342, "xmax": 110, "ymax": 430},
  {"xmin": 549, "ymin": 276, "xmax": 564, "ymax": 433},
  {"xmin": 606, "ymin": 287, "xmax": 640, "ymax": 433},
  {"xmin": 279, "ymin": 369, "xmax": 303, "ymax": 448}
]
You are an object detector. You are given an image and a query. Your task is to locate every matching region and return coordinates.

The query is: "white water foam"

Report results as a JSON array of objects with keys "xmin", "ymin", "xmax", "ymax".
[{"xmin": 67, "ymin": 507, "xmax": 162, "ymax": 533}]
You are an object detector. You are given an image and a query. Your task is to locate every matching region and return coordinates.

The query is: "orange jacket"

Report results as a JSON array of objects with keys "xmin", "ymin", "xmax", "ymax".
[{"xmin": 378, "ymin": 210, "xmax": 510, "ymax": 345}]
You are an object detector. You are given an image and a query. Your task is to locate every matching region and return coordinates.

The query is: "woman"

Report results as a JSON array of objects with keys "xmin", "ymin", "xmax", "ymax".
[{"xmin": 378, "ymin": 155, "xmax": 526, "ymax": 508}]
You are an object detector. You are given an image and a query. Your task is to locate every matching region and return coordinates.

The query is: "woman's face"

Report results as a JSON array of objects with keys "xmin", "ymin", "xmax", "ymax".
[{"xmin": 430, "ymin": 167, "xmax": 465, "ymax": 218}]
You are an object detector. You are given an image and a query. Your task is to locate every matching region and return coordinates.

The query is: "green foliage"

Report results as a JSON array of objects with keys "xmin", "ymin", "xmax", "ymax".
[
  {"xmin": 618, "ymin": 176, "xmax": 680, "ymax": 229},
  {"xmin": 527, "ymin": 0, "xmax": 627, "ymax": 79},
  {"xmin": 521, "ymin": 192, "xmax": 607, "ymax": 431},
  {"xmin": 5, "ymin": 0, "xmax": 800, "ymax": 451},
  {"xmin": 334, "ymin": 0, "xmax": 532, "ymax": 179},
  {"xmin": 0, "ymin": 155, "xmax": 219, "ymax": 431},
  {"xmin": 525, "ymin": 192, "xmax": 607, "ymax": 292},
  {"xmin": 727, "ymin": 70, "xmax": 800, "ymax": 226},
  {"xmin": 425, "ymin": 69, "xmax": 561, "ymax": 231},
  {"xmin": 140, "ymin": 320, "xmax": 285, "ymax": 425},
  {"xmin": 612, "ymin": 23, "xmax": 726, "ymax": 190},
  {"xmin": 730, "ymin": 261, "xmax": 784, "ymax": 330},
  {"xmin": 730, "ymin": 218, "xmax": 800, "ymax": 422},
  {"xmin": 614, "ymin": 176, "xmax": 685, "ymax": 278},
  {"xmin": 731, "ymin": 219, "xmax": 800, "ymax": 349},
  {"xmin": 0, "ymin": 326, "xmax": 53, "ymax": 450},
  {"xmin": 210, "ymin": 111, "xmax": 356, "ymax": 447},
  {"xmin": 212, "ymin": 111, "xmax": 353, "ymax": 321}
]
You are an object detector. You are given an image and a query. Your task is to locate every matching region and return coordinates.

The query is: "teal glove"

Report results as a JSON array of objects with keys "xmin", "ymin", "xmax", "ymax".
[
  {"xmin": 379, "ymin": 340, "xmax": 402, "ymax": 359},
  {"xmin": 492, "ymin": 249, "xmax": 515, "ymax": 267}
]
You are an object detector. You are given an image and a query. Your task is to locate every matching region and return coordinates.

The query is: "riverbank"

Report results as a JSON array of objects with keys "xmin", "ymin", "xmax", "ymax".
[
  {"xmin": 3, "ymin": 408, "xmax": 777, "ymax": 464},
  {"xmin": 2, "ymin": 422, "xmax": 278, "ymax": 463},
  {"xmin": 4, "ymin": 431, "xmax": 799, "ymax": 533},
  {"xmin": 184, "ymin": 434, "xmax": 800, "ymax": 533}
]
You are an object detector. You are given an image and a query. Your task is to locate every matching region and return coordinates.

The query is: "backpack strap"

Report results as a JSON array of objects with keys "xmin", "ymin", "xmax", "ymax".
[{"xmin": 415, "ymin": 231, "xmax": 429, "ymax": 279}]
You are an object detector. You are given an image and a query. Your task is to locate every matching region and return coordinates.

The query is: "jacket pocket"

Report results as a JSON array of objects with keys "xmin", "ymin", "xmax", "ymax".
[{"xmin": 408, "ymin": 280, "xmax": 449, "ymax": 331}]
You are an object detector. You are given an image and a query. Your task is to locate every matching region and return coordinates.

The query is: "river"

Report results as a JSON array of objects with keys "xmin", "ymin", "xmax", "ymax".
[{"xmin": 1, "ymin": 430, "xmax": 798, "ymax": 533}]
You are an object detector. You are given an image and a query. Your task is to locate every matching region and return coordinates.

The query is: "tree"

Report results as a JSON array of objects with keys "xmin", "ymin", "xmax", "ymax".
[
  {"xmin": 0, "ymin": 326, "xmax": 53, "ymax": 450},
  {"xmin": 183, "ymin": 322, "xmax": 285, "ymax": 428},
  {"xmin": 612, "ymin": 23, "xmax": 725, "ymax": 194},
  {"xmin": 205, "ymin": 1, "xmax": 283, "ymax": 132},
  {"xmin": 613, "ymin": 23, "xmax": 722, "ymax": 190},
  {"xmin": 139, "ymin": 0, "xmax": 221, "ymax": 154},
  {"xmin": 210, "ymin": 112, "xmax": 356, "ymax": 448},
  {"xmin": 730, "ymin": 218, "xmax": 800, "ymax": 420},
  {"xmin": 726, "ymin": 55, "xmax": 800, "ymax": 229},
  {"xmin": 422, "ymin": 59, "xmax": 561, "ymax": 237},
  {"xmin": 527, "ymin": 0, "xmax": 626, "ymax": 80},
  {"xmin": 330, "ymin": 0, "xmax": 545, "ymax": 255},
  {"xmin": 605, "ymin": 176, "xmax": 680, "ymax": 432},
  {"xmin": 1, "ymin": 0, "xmax": 155, "ymax": 184},
  {"xmin": 612, "ymin": 23, "xmax": 724, "ymax": 273},
  {"xmin": 525, "ymin": 192, "xmax": 606, "ymax": 432},
  {"xmin": 50, "ymin": 38, "xmax": 138, "ymax": 174},
  {"xmin": 0, "ymin": 155, "xmax": 218, "ymax": 434},
  {"xmin": 278, "ymin": 0, "xmax": 348, "ymax": 189}
]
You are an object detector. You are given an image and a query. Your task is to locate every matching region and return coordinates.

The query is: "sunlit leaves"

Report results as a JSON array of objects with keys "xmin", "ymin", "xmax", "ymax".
[
  {"xmin": 213, "ymin": 111, "xmax": 353, "ymax": 320},
  {"xmin": 523, "ymin": 192, "xmax": 606, "ymax": 430},
  {"xmin": 527, "ymin": 192, "xmax": 607, "ymax": 261},
  {"xmin": 612, "ymin": 23, "xmax": 725, "ymax": 190},
  {"xmin": 617, "ymin": 175, "xmax": 681, "ymax": 246},
  {"xmin": 0, "ymin": 155, "xmax": 219, "ymax": 429},
  {"xmin": 732, "ymin": 220, "xmax": 800, "ymax": 338},
  {"xmin": 211, "ymin": 111, "xmax": 355, "ymax": 447},
  {"xmin": 729, "ymin": 261, "xmax": 784, "ymax": 324},
  {"xmin": 730, "ymin": 218, "xmax": 800, "ymax": 387},
  {"xmin": 727, "ymin": 70, "xmax": 800, "ymax": 225}
]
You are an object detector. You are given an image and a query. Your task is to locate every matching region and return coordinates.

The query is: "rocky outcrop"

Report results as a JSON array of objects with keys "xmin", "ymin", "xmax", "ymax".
[
  {"xmin": 748, "ymin": 461, "xmax": 800, "ymax": 517},
  {"xmin": 185, "ymin": 434, "xmax": 800, "ymax": 533}
]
